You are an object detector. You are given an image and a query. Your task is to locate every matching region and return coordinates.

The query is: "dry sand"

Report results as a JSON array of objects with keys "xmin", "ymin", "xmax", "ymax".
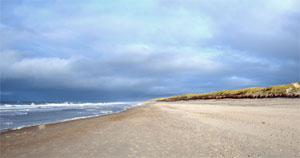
[{"xmin": 0, "ymin": 98, "xmax": 299, "ymax": 158}]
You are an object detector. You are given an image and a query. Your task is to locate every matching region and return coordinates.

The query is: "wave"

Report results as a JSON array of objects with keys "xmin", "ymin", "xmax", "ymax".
[
  {"xmin": 0, "ymin": 111, "xmax": 28, "ymax": 116},
  {"xmin": 0, "ymin": 102, "xmax": 137, "ymax": 110},
  {"xmin": 0, "ymin": 103, "xmax": 143, "ymax": 132}
]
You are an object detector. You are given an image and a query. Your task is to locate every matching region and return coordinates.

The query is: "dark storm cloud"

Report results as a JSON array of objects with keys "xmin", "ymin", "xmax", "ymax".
[{"xmin": 0, "ymin": 0, "xmax": 299, "ymax": 101}]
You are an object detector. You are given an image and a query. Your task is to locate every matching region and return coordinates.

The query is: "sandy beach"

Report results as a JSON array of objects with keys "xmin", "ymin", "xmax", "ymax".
[{"xmin": 0, "ymin": 98, "xmax": 299, "ymax": 158}]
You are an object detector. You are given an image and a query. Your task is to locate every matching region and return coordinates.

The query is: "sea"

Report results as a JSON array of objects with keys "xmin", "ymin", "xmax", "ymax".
[{"xmin": 0, "ymin": 101, "xmax": 141, "ymax": 132}]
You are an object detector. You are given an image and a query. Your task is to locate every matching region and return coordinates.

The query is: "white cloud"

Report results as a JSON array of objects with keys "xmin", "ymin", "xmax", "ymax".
[
  {"xmin": 227, "ymin": 76, "xmax": 258, "ymax": 86},
  {"xmin": 1, "ymin": 50, "xmax": 73, "ymax": 79},
  {"xmin": 0, "ymin": 48, "xmax": 225, "ymax": 93}
]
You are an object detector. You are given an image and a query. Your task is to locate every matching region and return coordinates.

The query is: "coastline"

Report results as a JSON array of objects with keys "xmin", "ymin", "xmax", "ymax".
[
  {"xmin": 1, "ymin": 99, "xmax": 299, "ymax": 158},
  {"xmin": 0, "ymin": 102, "xmax": 148, "ymax": 133},
  {"xmin": 0, "ymin": 102, "xmax": 144, "ymax": 133}
]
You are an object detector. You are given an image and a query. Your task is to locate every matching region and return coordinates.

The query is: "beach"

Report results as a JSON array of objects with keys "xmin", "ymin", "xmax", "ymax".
[{"xmin": 1, "ymin": 98, "xmax": 299, "ymax": 158}]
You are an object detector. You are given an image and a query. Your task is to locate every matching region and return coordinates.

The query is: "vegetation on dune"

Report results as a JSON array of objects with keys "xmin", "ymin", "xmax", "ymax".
[{"xmin": 154, "ymin": 82, "xmax": 300, "ymax": 101}]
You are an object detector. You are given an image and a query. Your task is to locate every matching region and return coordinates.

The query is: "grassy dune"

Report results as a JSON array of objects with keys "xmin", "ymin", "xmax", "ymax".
[{"xmin": 154, "ymin": 82, "xmax": 300, "ymax": 101}]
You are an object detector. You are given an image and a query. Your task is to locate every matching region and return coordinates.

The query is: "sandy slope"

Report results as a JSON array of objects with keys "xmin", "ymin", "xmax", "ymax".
[{"xmin": 0, "ymin": 99, "xmax": 299, "ymax": 158}]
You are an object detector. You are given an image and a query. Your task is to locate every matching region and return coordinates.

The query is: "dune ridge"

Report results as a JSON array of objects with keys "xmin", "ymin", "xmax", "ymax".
[{"xmin": 154, "ymin": 82, "xmax": 300, "ymax": 101}]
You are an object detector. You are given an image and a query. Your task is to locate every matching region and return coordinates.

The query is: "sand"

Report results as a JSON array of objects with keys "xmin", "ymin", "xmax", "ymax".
[{"xmin": 0, "ymin": 98, "xmax": 299, "ymax": 158}]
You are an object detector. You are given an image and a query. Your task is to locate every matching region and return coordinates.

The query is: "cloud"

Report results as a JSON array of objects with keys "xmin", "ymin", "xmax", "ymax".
[
  {"xmin": 0, "ymin": 0, "xmax": 299, "ymax": 101},
  {"xmin": 0, "ymin": 91, "xmax": 12, "ymax": 96},
  {"xmin": 226, "ymin": 76, "xmax": 258, "ymax": 86},
  {"xmin": 0, "ymin": 47, "xmax": 224, "ymax": 93}
]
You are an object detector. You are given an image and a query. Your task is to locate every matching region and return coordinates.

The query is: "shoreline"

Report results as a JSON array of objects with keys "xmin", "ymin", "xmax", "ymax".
[
  {"xmin": 0, "ymin": 102, "xmax": 149, "ymax": 134},
  {"xmin": 1, "ymin": 99, "xmax": 299, "ymax": 158}
]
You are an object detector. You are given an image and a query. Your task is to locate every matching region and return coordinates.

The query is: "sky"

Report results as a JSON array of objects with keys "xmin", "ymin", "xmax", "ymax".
[{"xmin": 0, "ymin": 0, "xmax": 299, "ymax": 101}]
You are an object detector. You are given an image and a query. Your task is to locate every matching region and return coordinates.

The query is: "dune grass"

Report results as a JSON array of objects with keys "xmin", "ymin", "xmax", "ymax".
[{"xmin": 154, "ymin": 82, "xmax": 300, "ymax": 101}]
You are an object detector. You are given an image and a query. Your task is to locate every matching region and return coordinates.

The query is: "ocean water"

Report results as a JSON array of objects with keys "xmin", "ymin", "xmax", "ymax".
[{"xmin": 0, "ymin": 101, "xmax": 140, "ymax": 131}]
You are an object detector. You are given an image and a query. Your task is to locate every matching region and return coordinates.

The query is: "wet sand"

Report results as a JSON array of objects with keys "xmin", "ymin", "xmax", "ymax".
[{"xmin": 1, "ymin": 98, "xmax": 299, "ymax": 158}]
